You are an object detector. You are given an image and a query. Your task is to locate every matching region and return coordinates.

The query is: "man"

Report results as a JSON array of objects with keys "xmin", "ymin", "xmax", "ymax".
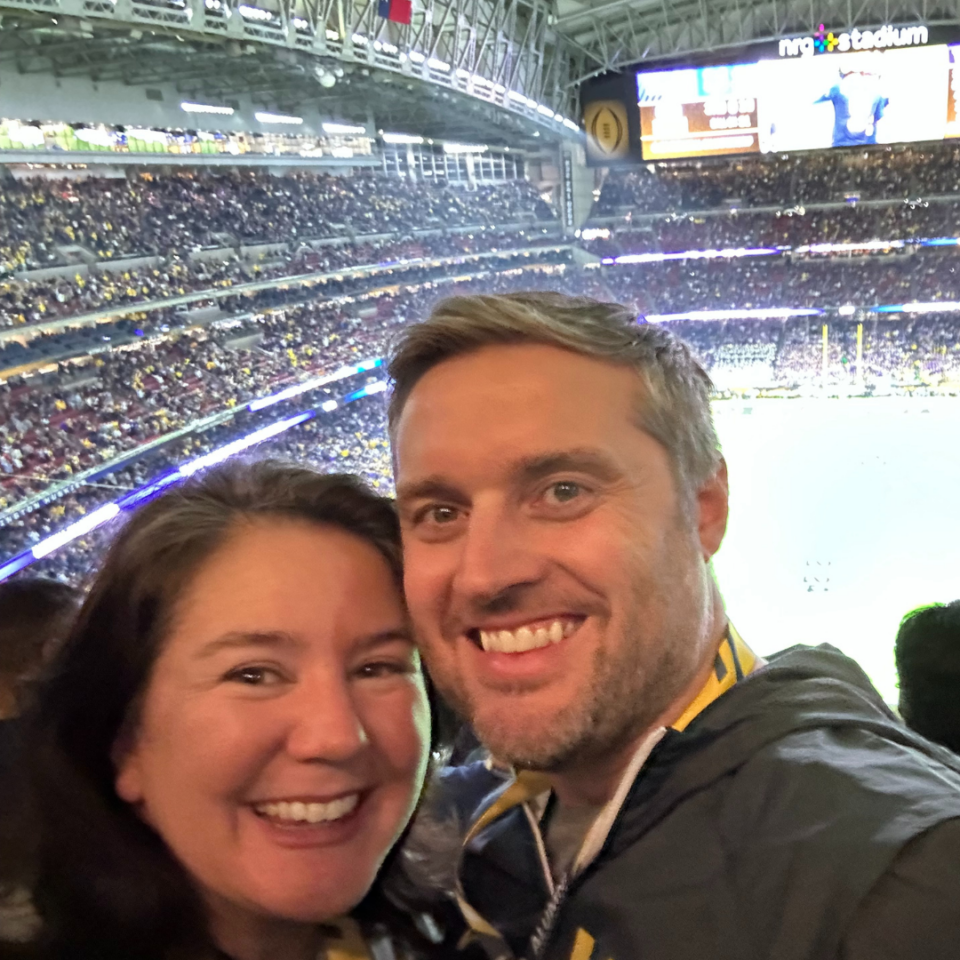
[
  {"xmin": 388, "ymin": 291, "xmax": 960, "ymax": 960},
  {"xmin": 895, "ymin": 600, "xmax": 960, "ymax": 754}
]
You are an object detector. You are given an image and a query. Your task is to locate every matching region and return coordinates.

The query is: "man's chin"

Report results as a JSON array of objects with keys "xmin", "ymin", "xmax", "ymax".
[{"xmin": 472, "ymin": 707, "xmax": 585, "ymax": 772}]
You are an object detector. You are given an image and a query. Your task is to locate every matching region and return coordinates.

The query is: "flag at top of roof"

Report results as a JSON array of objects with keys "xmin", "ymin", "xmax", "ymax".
[{"xmin": 378, "ymin": 0, "xmax": 412, "ymax": 24}]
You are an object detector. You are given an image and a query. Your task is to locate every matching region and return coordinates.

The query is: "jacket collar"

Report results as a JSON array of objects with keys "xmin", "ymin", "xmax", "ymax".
[{"xmin": 458, "ymin": 623, "xmax": 759, "ymax": 938}]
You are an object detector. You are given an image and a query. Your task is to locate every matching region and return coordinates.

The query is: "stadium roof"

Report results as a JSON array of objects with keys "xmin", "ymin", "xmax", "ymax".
[
  {"xmin": 0, "ymin": 0, "xmax": 577, "ymax": 149},
  {"xmin": 1, "ymin": 0, "xmax": 954, "ymax": 144}
]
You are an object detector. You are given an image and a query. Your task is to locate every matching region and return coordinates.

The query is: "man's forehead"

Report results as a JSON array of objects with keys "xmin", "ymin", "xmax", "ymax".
[{"xmin": 395, "ymin": 344, "xmax": 643, "ymax": 442}]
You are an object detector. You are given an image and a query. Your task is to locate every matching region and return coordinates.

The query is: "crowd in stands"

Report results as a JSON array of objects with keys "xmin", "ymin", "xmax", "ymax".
[
  {"xmin": 583, "ymin": 203, "xmax": 960, "ymax": 259},
  {"xmin": 8, "ymin": 146, "xmax": 960, "ymax": 585},
  {"xmin": 592, "ymin": 141, "xmax": 960, "ymax": 215},
  {"xmin": 601, "ymin": 248, "xmax": 960, "ymax": 314},
  {"xmin": 0, "ymin": 171, "xmax": 551, "ymax": 275},
  {"xmin": 0, "ymin": 265, "xmax": 590, "ymax": 575},
  {"xmin": 0, "ymin": 227, "xmax": 561, "ymax": 332},
  {"xmin": 6, "ymin": 263, "xmax": 960, "ymax": 585},
  {"xmin": 0, "ymin": 247, "xmax": 571, "ymax": 373}
]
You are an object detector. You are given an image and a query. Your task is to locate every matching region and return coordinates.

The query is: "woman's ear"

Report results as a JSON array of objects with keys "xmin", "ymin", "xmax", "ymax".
[{"xmin": 112, "ymin": 729, "xmax": 144, "ymax": 804}]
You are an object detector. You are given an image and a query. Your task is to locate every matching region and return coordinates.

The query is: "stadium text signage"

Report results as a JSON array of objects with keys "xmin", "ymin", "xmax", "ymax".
[{"xmin": 778, "ymin": 23, "xmax": 930, "ymax": 58}]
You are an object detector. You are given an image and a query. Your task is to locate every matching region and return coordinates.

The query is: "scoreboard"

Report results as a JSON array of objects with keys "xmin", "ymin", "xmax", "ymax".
[{"xmin": 582, "ymin": 23, "xmax": 960, "ymax": 164}]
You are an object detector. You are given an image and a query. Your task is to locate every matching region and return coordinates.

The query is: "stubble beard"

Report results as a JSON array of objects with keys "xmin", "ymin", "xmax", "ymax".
[{"xmin": 455, "ymin": 530, "xmax": 709, "ymax": 774}]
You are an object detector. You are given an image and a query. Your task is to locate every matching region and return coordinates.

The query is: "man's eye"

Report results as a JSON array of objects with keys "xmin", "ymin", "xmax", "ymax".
[
  {"xmin": 421, "ymin": 505, "xmax": 459, "ymax": 524},
  {"xmin": 546, "ymin": 481, "xmax": 582, "ymax": 504}
]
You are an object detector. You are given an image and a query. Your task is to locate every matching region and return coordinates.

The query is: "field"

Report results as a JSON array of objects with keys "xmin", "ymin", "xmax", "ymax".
[{"xmin": 712, "ymin": 396, "xmax": 960, "ymax": 704}]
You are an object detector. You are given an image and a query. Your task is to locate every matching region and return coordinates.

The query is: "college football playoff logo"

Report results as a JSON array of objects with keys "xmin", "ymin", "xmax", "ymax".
[{"xmin": 584, "ymin": 100, "xmax": 630, "ymax": 160}]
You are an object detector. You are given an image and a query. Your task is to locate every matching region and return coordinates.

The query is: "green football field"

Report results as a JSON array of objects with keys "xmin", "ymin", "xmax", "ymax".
[{"xmin": 712, "ymin": 396, "xmax": 960, "ymax": 704}]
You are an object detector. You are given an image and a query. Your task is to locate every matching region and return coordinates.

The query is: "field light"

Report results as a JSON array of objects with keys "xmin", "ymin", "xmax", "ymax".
[
  {"xmin": 382, "ymin": 132, "xmax": 424, "ymax": 144},
  {"xmin": 443, "ymin": 142, "xmax": 488, "ymax": 154},
  {"xmin": 255, "ymin": 112, "xmax": 304, "ymax": 125},
  {"xmin": 181, "ymin": 101, "xmax": 235, "ymax": 115},
  {"xmin": 322, "ymin": 122, "xmax": 366, "ymax": 135}
]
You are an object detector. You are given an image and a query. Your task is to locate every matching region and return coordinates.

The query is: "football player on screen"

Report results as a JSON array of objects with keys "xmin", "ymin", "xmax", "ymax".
[{"xmin": 816, "ymin": 55, "xmax": 890, "ymax": 146}]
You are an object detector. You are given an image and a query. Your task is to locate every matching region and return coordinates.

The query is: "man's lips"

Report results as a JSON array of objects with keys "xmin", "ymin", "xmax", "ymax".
[{"xmin": 465, "ymin": 615, "xmax": 586, "ymax": 654}]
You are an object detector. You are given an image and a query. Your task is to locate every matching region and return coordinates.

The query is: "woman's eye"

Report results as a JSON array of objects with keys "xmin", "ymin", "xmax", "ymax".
[
  {"xmin": 223, "ymin": 666, "xmax": 282, "ymax": 686},
  {"xmin": 355, "ymin": 660, "xmax": 410, "ymax": 680}
]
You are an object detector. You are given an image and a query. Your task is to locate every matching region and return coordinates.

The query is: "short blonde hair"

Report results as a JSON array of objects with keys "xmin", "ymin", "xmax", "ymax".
[{"xmin": 387, "ymin": 291, "xmax": 721, "ymax": 500}]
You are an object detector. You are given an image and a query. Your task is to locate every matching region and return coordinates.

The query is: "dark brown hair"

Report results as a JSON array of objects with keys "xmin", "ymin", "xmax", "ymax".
[
  {"xmin": 11, "ymin": 461, "xmax": 405, "ymax": 960},
  {"xmin": 0, "ymin": 578, "xmax": 80, "ymax": 710}
]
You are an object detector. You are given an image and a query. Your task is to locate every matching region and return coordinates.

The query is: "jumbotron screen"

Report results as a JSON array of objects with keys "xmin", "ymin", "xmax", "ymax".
[{"xmin": 637, "ymin": 28, "xmax": 960, "ymax": 160}]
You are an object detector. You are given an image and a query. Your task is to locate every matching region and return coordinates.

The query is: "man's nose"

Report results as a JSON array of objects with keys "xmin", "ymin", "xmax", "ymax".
[
  {"xmin": 285, "ymin": 671, "xmax": 369, "ymax": 764},
  {"xmin": 451, "ymin": 504, "xmax": 545, "ymax": 607}
]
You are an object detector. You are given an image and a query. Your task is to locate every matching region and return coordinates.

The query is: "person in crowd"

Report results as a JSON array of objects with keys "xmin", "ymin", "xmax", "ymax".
[
  {"xmin": 895, "ymin": 600, "xmax": 960, "ymax": 754},
  {"xmin": 0, "ymin": 578, "xmax": 80, "ymax": 946},
  {"xmin": 388, "ymin": 291, "xmax": 960, "ymax": 960},
  {"xmin": 0, "ymin": 461, "xmax": 432, "ymax": 960},
  {"xmin": 0, "ymin": 578, "xmax": 79, "ymax": 720}
]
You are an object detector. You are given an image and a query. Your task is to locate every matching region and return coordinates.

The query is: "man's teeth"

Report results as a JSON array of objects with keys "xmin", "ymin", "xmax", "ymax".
[
  {"xmin": 255, "ymin": 794, "xmax": 359, "ymax": 824},
  {"xmin": 479, "ymin": 619, "xmax": 578, "ymax": 653}
]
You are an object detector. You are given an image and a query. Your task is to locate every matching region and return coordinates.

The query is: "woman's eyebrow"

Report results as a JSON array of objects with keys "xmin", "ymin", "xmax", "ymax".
[
  {"xmin": 353, "ymin": 629, "xmax": 415, "ymax": 652},
  {"xmin": 196, "ymin": 630, "xmax": 297, "ymax": 659}
]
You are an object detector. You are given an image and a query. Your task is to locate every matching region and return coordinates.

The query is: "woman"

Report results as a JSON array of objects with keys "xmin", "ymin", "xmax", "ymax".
[{"xmin": 4, "ymin": 461, "xmax": 431, "ymax": 960}]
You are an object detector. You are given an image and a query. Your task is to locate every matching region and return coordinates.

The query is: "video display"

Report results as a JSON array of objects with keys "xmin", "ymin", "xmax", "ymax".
[{"xmin": 637, "ymin": 42, "xmax": 960, "ymax": 160}]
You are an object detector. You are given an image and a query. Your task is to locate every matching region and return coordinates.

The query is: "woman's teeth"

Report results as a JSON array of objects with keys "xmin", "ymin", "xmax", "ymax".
[
  {"xmin": 479, "ymin": 618, "xmax": 579, "ymax": 653},
  {"xmin": 254, "ymin": 794, "xmax": 359, "ymax": 824}
]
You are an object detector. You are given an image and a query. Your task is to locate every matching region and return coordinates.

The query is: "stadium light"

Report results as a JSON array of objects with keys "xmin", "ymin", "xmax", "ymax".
[
  {"xmin": 256, "ymin": 112, "xmax": 304, "ymax": 125},
  {"xmin": 247, "ymin": 358, "xmax": 383, "ymax": 411},
  {"xmin": 181, "ymin": 101, "xmax": 235, "ymax": 115},
  {"xmin": 323, "ymin": 122, "xmax": 366, "ymax": 135},
  {"xmin": 443, "ymin": 142, "xmax": 488, "ymax": 154},
  {"xmin": 0, "ymin": 367, "xmax": 391, "ymax": 583},
  {"xmin": 613, "ymin": 247, "xmax": 778, "ymax": 265},
  {"xmin": 428, "ymin": 58, "xmax": 451, "ymax": 71},
  {"xmin": 382, "ymin": 132, "xmax": 424, "ymax": 144},
  {"xmin": 179, "ymin": 413, "xmax": 313, "ymax": 478},
  {"xmin": 238, "ymin": 4, "xmax": 275, "ymax": 21},
  {"xmin": 32, "ymin": 503, "xmax": 121, "ymax": 559},
  {"xmin": 646, "ymin": 308, "xmax": 823, "ymax": 323}
]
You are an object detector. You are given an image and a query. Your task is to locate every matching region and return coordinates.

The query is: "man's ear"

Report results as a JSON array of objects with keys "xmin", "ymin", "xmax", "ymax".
[{"xmin": 697, "ymin": 456, "xmax": 729, "ymax": 561}]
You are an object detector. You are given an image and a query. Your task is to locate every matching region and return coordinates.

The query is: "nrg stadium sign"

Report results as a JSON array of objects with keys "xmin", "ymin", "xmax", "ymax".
[{"xmin": 778, "ymin": 23, "xmax": 930, "ymax": 58}]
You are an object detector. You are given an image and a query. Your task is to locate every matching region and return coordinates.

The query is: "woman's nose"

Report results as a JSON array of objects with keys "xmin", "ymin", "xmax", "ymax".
[{"xmin": 284, "ymin": 671, "xmax": 369, "ymax": 764}]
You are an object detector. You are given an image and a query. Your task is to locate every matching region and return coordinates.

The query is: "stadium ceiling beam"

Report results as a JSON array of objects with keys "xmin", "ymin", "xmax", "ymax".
[
  {"xmin": 0, "ymin": 0, "xmax": 583, "ymax": 138},
  {"xmin": 554, "ymin": 0, "xmax": 960, "ymax": 83}
]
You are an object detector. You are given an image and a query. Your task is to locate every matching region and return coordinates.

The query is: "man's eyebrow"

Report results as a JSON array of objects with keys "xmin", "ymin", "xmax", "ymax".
[
  {"xmin": 514, "ymin": 448, "xmax": 623, "ymax": 484},
  {"xmin": 196, "ymin": 630, "xmax": 297, "ymax": 659},
  {"xmin": 395, "ymin": 477, "xmax": 469, "ymax": 507}
]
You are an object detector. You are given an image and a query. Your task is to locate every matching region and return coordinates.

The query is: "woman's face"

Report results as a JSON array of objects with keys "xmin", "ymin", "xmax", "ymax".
[{"xmin": 115, "ymin": 519, "xmax": 430, "ymax": 924}]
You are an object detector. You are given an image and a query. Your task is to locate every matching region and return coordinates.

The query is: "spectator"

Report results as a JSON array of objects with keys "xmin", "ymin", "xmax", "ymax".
[
  {"xmin": 895, "ymin": 601, "xmax": 960, "ymax": 754},
  {"xmin": 0, "ymin": 577, "xmax": 80, "ymax": 944},
  {"xmin": 0, "ymin": 577, "xmax": 79, "ymax": 718}
]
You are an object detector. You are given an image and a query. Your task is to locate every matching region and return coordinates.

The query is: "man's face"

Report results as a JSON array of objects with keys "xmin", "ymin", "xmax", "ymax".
[{"xmin": 395, "ymin": 343, "xmax": 728, "ymax": 771}]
